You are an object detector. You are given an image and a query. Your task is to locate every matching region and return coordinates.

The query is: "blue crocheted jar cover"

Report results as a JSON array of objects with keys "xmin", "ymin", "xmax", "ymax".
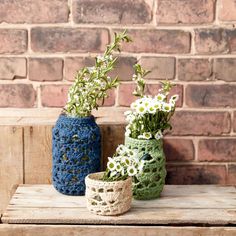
[{"xmin": 52, "ymin": 115, "xmax": 101, "ymax": 195}]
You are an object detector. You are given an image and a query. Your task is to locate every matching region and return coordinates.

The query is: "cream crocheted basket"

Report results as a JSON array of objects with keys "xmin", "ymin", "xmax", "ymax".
[{"xmin": 85, "ymin": 172, "xmax": 132, "ymax": 216}]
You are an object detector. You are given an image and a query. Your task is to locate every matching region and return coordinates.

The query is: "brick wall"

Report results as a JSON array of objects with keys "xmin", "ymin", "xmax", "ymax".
[{"xmin": 0, "ymin": 0, "xmax": 236, "ymax": 184}]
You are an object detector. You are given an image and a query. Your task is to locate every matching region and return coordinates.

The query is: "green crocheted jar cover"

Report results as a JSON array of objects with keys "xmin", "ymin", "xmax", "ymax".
[{"xmin": 125, "ymin": 136, "xmax": 166, "ymax": 200}]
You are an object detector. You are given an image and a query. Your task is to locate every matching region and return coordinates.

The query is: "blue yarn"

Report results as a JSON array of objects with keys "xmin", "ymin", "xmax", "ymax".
[{"xmin": 52, "ymin": 115, "xmax": 101, "ymax": 195}]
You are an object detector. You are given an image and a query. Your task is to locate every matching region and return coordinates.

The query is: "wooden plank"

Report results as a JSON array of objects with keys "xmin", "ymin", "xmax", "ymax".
[
  {"xmin": 1, "ymin": 225, "xmax": 236, "ymax": 236},
  {"xmin": 3, "ymin": 207, "xmax": 236, "ymax": 225},
  {"xmin": 24, "ymin": 126, "xmax": 53, "ymax": 184},
  {"xmin": 0, "ymin": 107, "xmax": 127, "ymax": 126},
  {"xmin": 7, "ymin": 185, "xmax": 236, "ymax": 209},
  {"xmin": 0, "ymin": 127, "xmax": 23, "ymax": 214},
  {"xmin": 100, "ymin": 124, "xmax": 125, "ymax": 169},
  {"xmin": 2, "ymin": 185, "xmax": 236, "ymax": 225}
]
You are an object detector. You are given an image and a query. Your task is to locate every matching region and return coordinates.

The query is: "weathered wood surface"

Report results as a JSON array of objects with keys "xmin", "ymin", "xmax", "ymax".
[
  {"xmin": 24, "ymin": 126, "xmax": 53, "ymax": 184},
  {"xmin": 0, "ymin": 225, "xmax": 236, "ymax": 236},
  {"xmin": 0, "ymin": 127, "xmax": 23, "ymax": 213},
  {"xmin": 0, "ymin": 123, "xmax": 125, "ymax": 214},
  {"xmin": 2, "ymin": 185, "xmax": 236, "ymax": 225}
]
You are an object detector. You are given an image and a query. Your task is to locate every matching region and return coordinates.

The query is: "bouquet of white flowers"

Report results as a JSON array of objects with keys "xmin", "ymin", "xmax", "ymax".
[
  {"xmin": 102, "ymin": 144, "xmax": 144, "ymax": 181},
  {"xmin": 124, "ymin": 64, "xmax": 179, "ymax": 140}
]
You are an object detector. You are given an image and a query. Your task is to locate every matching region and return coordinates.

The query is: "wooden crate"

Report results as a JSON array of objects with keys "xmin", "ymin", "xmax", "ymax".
[{"xmin": 1, "ymin": 185, "xmax": 236, "ymax": 235}]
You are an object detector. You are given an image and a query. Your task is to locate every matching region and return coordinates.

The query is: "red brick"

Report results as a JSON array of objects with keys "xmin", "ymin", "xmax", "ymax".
[
  {"xmin": 186, "ymin": 84, "xmax": 236, "ymax": 108},
  {"xmin": 109, "ymin": 57, "xmax": 137, "ymax": 81},
  {"xmin": 73, "ymin": 0, "xmax": 152, "ymax": 24},
  {"xmin": 170, "ymin": 111, "xmax": 230, "ymax": 136},
  {"xmin": 31, "ymin": 28, "xmax": 109, "ymax": 53},
  {"xmin": 178, "ymin": 59, "xmax": 212, "ymax": 81},
  {"xmin": 29, "ymin": 58, "xmax": 63, "ymax": 82},
  {"xmin": 119, "ymin": 29, "xmax": 190, "ymax": 54},
  {"xmin": 139, "ymin": 57, "xmax": 175, "ymax": 79},
  {"xmin": 195, "ymin": 28, "xmax": 228, "ymax": 54},
  {"xmin": 0, "ymin": 29, "xmax": 27, "ymax": 54},
  {"xmin": 214, "ymin": 58, "xmax": 236, "ymax": 82},
  {"xmin": 227, "ymin": 29, "xmax": 236, "ymax": 52},
  {"xmin": 41, "ymin": 85, "xmax": 70, "ymax": 107},
  {"xmin": 219, "ymin": 0, "xmax": 236, "ymax": 21},
  {"xmin": 146, "ymin": 84, "xmax": 183, "ymax": 107},
  {"xmin": 0, "ymin": 0, "xmax": 69, "ymax": 23},
  {"xmin": 199, "ymin": 139, "xmax": 236, "ymax": 162},
  {"xmin": 157, "ymin": 0, "xmax": 215, "ymax": 24},
  {"xmin": 118, "ymin": 83, "xmax": 183, "ymax": 107},
  {"xmin": 65, "ymin": 57, "xmax": 94, "ymax": 81},
  {"xmin": 118, "ymin": 83, "xmax": 136, "ymax": 107},
  {"xmin": 227, "ymin": 164, "xmax": 236, "ymax": 185},
  {"xmin": 166, "ymin": 164, "xmax": 226, "ymax": 184},
  {"xmin": 0, "ymin": 58, "xmax": 26, "ymax": 80},
  {"xmin": 164, "ymin": 139, "xmax": 194, "ymax": 162},
  {"xmin": 0, "ymin": 84, "xmax": 35, "ymax": 108}
]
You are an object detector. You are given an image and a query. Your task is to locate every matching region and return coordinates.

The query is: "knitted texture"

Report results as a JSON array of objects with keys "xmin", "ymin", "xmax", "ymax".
[
  {"xmin": 52, "ymin": 115, "xmax": 101, "ymax": 196},
  {"xmin": 125, "ymin": 136, "xmax": 166, "ymax": 200},
  {"xmin": 85, "ymin": 172, "xmax": 132, "ymax": 216}
]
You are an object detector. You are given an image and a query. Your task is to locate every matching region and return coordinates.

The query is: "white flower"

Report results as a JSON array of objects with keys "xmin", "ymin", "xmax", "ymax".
[
  {"xmin": 127, "ymin": 166, "xmax": 138, "ymax": 177},
  {"xmin": 154, "ymin": 130, "xmax": 163, "ymax": 140},
  {"xmin": 122, "ymin": 156, "xmax": 131, "ymax": 166},
  {"xmin": 162, "ymin": 102, "xmax": 172, "ymax": 112},
  {"xmin": 96, "ymin": 55, "xmax": 104, "ymax": 63},
  {"xmin": 153, "ymin": 101, "xmax": 162, "ymax": 110},
  {"xmin": 138, "ymin": 134, "xmax": 144, "ymax": 139},
  {"xmin": 116, "ymin": 145, "xmax": 127, "ymax": 155},
  {"xmin": 142, "ymin": 132, "xmax": 152, "ymax": 139},
  {"xmin": 138, "ymin": 160, "xmax": 145, "ymax": 172},
  {"xmin": 128, "ymin": 149, "xmax": 138, "ymax": 158},
  {"xmin": 148, "ymin": 104, "xmax": 156, "ymax": 114},
  {"xmin": 126, "ymin": 114, "xmax": 135, "ymax": 122},
  {"xmin": 156, "ymin": 93, "xmax": 166, "ymax": 102},
  {"xmin": 110, "ymin": 171, "xmax": 117, "ymax": 177},
  {"xmin": 116, "ymin": 163, "xmax": 123, "ymax": 172},
  {"xmin": 107, "ymin": 157, "xmax": 117, "ymax": 171},
  {"xmin": 125, "ymin": 129, "xmax": 131, "ymax": 137},
  {"xmin": 136, "ymin": 104, "xmax": 147, "ymax": 115},
  {"xmin": 170, "ymin": 94, "xmax": 179, "ymax": 105}
]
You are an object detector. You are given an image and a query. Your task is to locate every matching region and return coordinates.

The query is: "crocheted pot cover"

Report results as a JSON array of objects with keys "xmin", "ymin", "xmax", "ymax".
[
  {"xmin": 85, "ymin": 172, "xmax": 132, "ymax": 216},
  {"xmin": 125, "ymin": 136, "xmax": 166, "ymax": 200},
  {"xmin": 52, "ymin": 115, "xmax": 101, "ymax": 196}
]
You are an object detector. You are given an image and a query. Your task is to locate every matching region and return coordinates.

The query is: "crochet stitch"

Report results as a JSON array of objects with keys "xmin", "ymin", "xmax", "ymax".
[
  {"xmin": 85, "ymin": 172, "xmax": 132, "ymax": 216},
  {"xmin": 52, "ymin": 115, "xmax": 101, "ymax": 195},
  {"xmin": 125, "ymin": 136, "xmax": 166, "ymax": 200}
]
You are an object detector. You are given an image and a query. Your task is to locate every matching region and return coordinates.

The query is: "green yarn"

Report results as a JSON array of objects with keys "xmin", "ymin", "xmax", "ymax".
[{"xmin": 125, "ymin": 136, "xmax": 166, "ymax": 200}]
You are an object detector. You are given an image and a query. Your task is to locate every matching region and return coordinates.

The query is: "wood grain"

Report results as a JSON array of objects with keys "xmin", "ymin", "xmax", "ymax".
[
  {"xmin": 24, "ymin": 126, "xmax": 53, "ymax": 184},
  {"xmin": 0, "ymin": 127, "xmax": 23, "ymax": 214},
  {"xmin": 0, "ymin": 225, "xmax": 236, "ymax": 236},
  {"xmin": 2, "ymin": 185, "xmax": 236, "ymax": 225}
]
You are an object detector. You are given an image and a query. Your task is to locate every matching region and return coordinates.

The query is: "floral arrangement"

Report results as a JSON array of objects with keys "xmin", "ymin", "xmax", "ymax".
[
  {"xmin": 102, "ymin": 144, "xmax": 144, "ymax": 181},
  {"xmin": 65, "ymin": 31, "xmax": 131, "ymax": 117},
  {"xmin": 124, "ymin": 64, "xmax": 179, "ymax": 140}
]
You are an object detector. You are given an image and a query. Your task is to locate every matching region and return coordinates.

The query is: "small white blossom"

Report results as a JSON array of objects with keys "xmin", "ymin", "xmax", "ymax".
[
  {"xmin": 142, "ymin": 132, "xmax": 152, "ymax": 140},
  {"xmin": 136, "ymin": 104, "xmax": 147, "ymax": 115},
  {"xmin": 127, "ymin": 166, "xmax": 138, "ymax": 177},
  {"xmin": 162, "ymin": 102, "xmax": 172, "ymax": 112},
  {"xmin": 154, "ymin": 130, "xmax": 163, "ymax": 140},
  {"xmin": 107, "ymin": 157, "xmax": 117, "ymax": 171},
  {"xmin": 156, "ymin": 93, "xmax": 166, "ymax": 102}
]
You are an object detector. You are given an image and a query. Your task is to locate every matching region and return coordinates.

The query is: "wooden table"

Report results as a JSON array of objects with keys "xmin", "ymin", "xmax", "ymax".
[{"xmin": 1, "ymin": 185, "xmax": 236, "ymax": 236}]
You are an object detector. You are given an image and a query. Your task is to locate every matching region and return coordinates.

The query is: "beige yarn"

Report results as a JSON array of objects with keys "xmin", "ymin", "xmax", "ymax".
[{"xmin": 85, "ymin": 172, "xmax": 132, "ymax": 216}]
